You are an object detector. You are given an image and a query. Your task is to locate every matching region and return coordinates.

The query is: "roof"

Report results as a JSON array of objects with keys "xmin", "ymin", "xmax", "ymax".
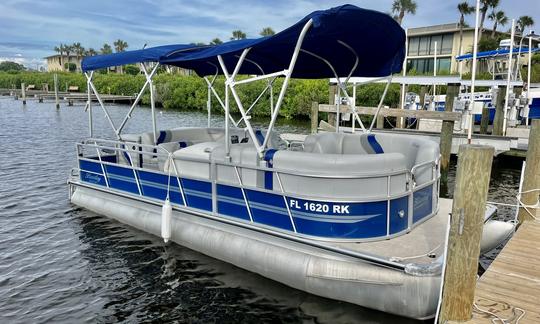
[
  {"xmin": 82, "ymin": 5, "xmax": 406, "ymax": 78},
  {"xmin": 44, "ymin": 54, "xmax": 81, "ymax": 59},
  {"xmin": 456, "ymin": 47, "xmax": 540, "ymax": 61}
]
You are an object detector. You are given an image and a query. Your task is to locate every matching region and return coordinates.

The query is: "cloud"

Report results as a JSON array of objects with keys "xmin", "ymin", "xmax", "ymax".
[{"xmin": 0, "ymin": 0, "xmax": 539, "ymax": 68}]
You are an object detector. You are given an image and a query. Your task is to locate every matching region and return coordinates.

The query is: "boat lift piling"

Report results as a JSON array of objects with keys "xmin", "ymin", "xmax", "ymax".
[
  {"xmin": 439, "ymin": 144, "xmax": 494, "ymax": 322},
  {"xmin": 20, "ymin": 83, "xmax": 26, "ymax": 105},
  {"xmin": 492, "ymin": 85, "xmax": 506, "ymax": 136},
  {"xmin": 54, "ymin": 73, "xmax": 60, "ymax": 109}
]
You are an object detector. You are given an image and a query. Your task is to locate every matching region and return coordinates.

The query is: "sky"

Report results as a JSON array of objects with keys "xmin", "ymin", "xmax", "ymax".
[{"xmin": 1, "ymin": 0, "xmax": 539, "ymax": 69}]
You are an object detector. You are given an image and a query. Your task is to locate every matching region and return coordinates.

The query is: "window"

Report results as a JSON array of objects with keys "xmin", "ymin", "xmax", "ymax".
[
  {"xmin": 438, "ymin": 58, "xmax": 451, "ymax": 74},
  {"xmin": 418, "ymin": 36, "xmax": 430, "ymax": 55},
  {"xmin": 430, "ymin": 35, "xmax": 443, "ymax": 55},
  {"xmin": 441, "ymin": 34, "xmax": 454, "ymax": 54},
  {"xmin": 408, "ymin": 37, "xmax": 420, "ymax": 56}
]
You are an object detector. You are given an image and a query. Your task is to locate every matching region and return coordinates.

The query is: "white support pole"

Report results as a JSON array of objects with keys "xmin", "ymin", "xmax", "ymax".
[
  {"xmin": 219, "ymin": 50, "xmax": 264, "ymax": 155},
  {"xmin": 369, "ymin": 77, "xmax": 393, "ymax": 132},
  {"xmin": 467, "ymin": 0, "xmax": 481, "ymax": 143},
  {"xmin": 207, "ymin": 78, "xmax": 212, "ymax": 128},
  {"xmin": 237, "ymin": 78, "xmax": 276, "ymax": 126},
  {"xmin": 433, "ymin": 41, "xmax": 438, "ymax": 97},
  {"xmin": 526, "ymin": 34, "xmax": 532, "ymax": 126},
  {"xmin": 336, "ymin": 86, "xmax": 341, "ymax": 133},
  {"xmin": 502, "ymin": 19, "xmax": 516, "ymax": 136},
  {"xmin": 117, "ymin": 64, "xmax": 160, "ymax": 135},
  {"xmin": 148, "ymin": 64, "xmax": 158, "ymax": 145},
  {"xmin": 86, "ymin": 75, "xmax": 120, "ymax": 139},
  {"xmin": 352, "ymin": 83, "xmax": 357, "ymax": 133},
  {"xmin": 203, "ymin": 76, "xmax": 238, "ymax": 126},
  {"xmin": 224, "ymin": 75, "xmax": 230, "ymax": 160},
  {"xmin": 399, "ymin": 28, "xmax": 408, "ymax": 128},
  {"xmin": 262, "ymin": 19, "xmax": 314, "ymax": 153},
  {"xmin": 87, "ymin": 71, "xmax": 94, "ymax": 137}
]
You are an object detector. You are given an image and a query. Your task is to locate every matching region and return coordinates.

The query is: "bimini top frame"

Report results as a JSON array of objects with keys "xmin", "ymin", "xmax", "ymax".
[
  {"xmin": 162, "ymin": 4, "xmax": 405, "ymax": 157},
  {"xmin": 81, "ymin": 5, "xmax": 405, "ymax": 157},
  {"xmin": 81, "ymin": 44, "xmax": 209, "ymax": 144}
]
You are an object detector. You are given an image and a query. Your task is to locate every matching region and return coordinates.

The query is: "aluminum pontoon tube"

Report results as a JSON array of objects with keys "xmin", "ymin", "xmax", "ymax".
[{"xmin": 70, "ymin": 184, "xmax": 441, "ymax": 319}]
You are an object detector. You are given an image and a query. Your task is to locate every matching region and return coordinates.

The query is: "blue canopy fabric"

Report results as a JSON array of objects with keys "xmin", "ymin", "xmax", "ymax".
[
  {"xmin": 456, "ymin": 47, "xmax": 540, "ymax": 61},
  {"xmin": 82, "ymin": 5, "xmax": 405, "ymax": 78},
  {"xmin": 81, "ymin": 44, "xmax": 208, "ymax": 72},
  {"xmin": 162, "ymin": 4, "xmax": 406, "ymax": 78}
]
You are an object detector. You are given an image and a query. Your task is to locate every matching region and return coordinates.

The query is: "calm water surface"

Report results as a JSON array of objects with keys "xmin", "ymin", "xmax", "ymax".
[{"xmin": 0, "ymin": 97, "xmax": 521, "ymax": 323}]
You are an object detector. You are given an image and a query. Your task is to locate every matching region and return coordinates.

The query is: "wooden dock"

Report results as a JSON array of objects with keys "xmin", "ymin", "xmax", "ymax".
[{"xmin": 454, "ymin": 221, "xmax": 540, "ymax": 324}]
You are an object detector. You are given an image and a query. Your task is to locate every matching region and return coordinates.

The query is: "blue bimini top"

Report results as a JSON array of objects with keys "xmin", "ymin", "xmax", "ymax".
[
  {"xmin": 162, "ymin": 4, "xmax": 406, "ymax": 78},
  {"xmin": 82, "ymin": 4, "xmax": 406, "ymax": 78},
  {"xmin": 81, "ymin": 44, "xmax": 209, "ymax": 72}
]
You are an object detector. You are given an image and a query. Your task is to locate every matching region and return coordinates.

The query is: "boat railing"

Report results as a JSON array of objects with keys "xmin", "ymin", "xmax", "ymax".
[
  {"xmin": 77, "ymin": 138, "xmax": 439, "ymax": 185},
  {"xmin": 75, "ymin": 138, "xmax": 440, "ymax": 240}
]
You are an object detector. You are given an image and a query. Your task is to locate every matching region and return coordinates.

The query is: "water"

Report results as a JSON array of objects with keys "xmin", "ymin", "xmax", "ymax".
[{"xmin": 0, "ymin": 97, "xmax": 522, "ymax": 323}]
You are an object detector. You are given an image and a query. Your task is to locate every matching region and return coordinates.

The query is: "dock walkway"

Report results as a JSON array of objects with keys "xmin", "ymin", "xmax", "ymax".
[{"xmin": 461, "ymin": 221, "xmax": 540, "ymax": 324}]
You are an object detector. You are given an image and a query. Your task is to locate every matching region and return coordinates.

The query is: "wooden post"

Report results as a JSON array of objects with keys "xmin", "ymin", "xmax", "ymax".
[
  {"xmin": 21, "ymin": 83, "xmax": 26, "ymax": 105},
  {"xmin": 68, "ymin": 99, "xmax": 73, "ymax": 106},
  {"xmin": 397, "ymin": 84, "xmax": 407, "ymax": 128},
  {"xmin": 439, "ymin": 144, "xmax": 494, "ymax": 322},
  {"xmin": 376, "ymin": 114, "xmax": 384, "ymax": 129},
  {"xmin": 517, "ymin": 119, "xmax": 540, "ymax": 223},
  {"xmin": 328, "ymin": 85, "xmax": 337, "ymax": 127},
  {"xmin": 492, "ymin": 86, "xmax": 506, "ymax": 136},
  {"xmin": 311, "ymin": 102, "xmax": 319, "ymax": 134},
  {"xmin": 38, "ymin": 96, "xmax": 43, "ymax": 103},
  {"xmin": 479, "ymin": 107, "xmax": 490, "ymax": 134},
  {"xmin": 419, "ymin": 86, "xmax": 428, "ymax": 109},
  {"xmin": 440, "ymin": 83, "xmax": 459, "ymax": 190},
  {"xmin": 54, "ymin": 73, "xmax": 60, "ymax": 109}
]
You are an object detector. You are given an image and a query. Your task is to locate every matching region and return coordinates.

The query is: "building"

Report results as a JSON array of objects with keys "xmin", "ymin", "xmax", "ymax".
[
  {"xmin": 45, "ymin": 54, "xmax": 84, "ymax": 72},
  {"xmin": 405, "ymin": 23, "xmax": 538, "ymax": 76}
]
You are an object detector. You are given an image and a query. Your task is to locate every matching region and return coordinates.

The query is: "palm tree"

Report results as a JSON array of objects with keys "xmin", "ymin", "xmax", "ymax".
[
  {"xmin": 517, "ymin": 16, "xmax": 535, "ymax": 35},
  {"xmin": 259, "ymin": 27, "xmax": 275, "ymax": 37},
  {"xmin": 457, "ymin": 2, "xmax": 475, "ymax": 58},
  {"xmin": 391, "ymin": 0, "xmax": 417, "ymax": 25},
  {"xmin": 54, "ymin": 45, "xmax": 64, "ymax": 71},
  {"xmin": 72, "ymin": 42, "xmax": 85, "ymax": 71},
  {"xmin": 210, "ymin": 38, "xmax": 223, "ymax": 45},
  {"xmin": 478, "ymin": 0, "xmax": 499, "ymax": 40},
  {"xmin": 230, "ymin": 30, "xmax": 247, "ymax": 40},
  {"xmin": 85, "ymin": 48, "xmax": 97, "ymax": 56},
  {"xmin": 489, "ymin": 10, "xmax": 508, "ymax": 38},
  {"xmin": 100, "ymin": 43, "xmax": 113, "ymax": 54},
  {"xmin": 113, "ymin": 39, "xmax": 128, "ymax": 73},
  {"xmin": 113, "ymin": 39, "xmax": 128, "ymax": 52},
  {"xmin": 63, "ymin": 44, "xmax": 73, "ymax": 71}
]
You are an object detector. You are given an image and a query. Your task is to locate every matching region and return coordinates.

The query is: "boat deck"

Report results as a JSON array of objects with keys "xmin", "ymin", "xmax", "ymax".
[
  {"xmin": 452, "ymin": 221, "xmax": 540, "ymax": 324},
  {"xmin": 330, "ymin": 198, "xmax": 451, "ymax": 264}
]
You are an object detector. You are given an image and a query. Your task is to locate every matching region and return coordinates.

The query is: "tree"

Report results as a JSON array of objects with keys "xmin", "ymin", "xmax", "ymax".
[
  {"xmin": 391, "ymin": 0, "xmax": 417, "ymax": 25},
  {"xmin": 72, "ymin": 42, "xmax": 85, "ymax": 71},
  {"xmin": 457, "ymin": 2, "xmax": 475, "ymax": 57},
  {"xmin": 478, "ymin": 36, "xmax": 499, "ymax": 51},
  {"xmin": 100, "ymin": 43, "xmax": 113, "ymax": 54},
  {"xmin": 113, "ymin": 39, "xmax": 128, "ymax": 74},
  {"xmin": 259, "ymin": 27, "xmax": 275, "ymax": 37},
  {"xmin": 124, "ymin": 65, "xmax": 140, "ymax": 75},
  {"xmin": 517, "ymin": 16, "xmax": 535, "ymax": 35},
  {"xmin": 230, "ymin": 30, "xmax": 246, "ymax": 40},
  {"xmin": 85, "ymin": 48, "xmax": 97, "ymax": 56},
  {"xmin": 489, "ymin": 10, "xmax": 508, "ymax": 38},
  {"xmin": 113, "ymin": 39, "xmax": 128, "ymax": 52},
  {"xmin": 63, "ymin": 44, "xmax": 73, "ymax": 72},
  {"xmin": 479, "ymin": 0, "xmax": 499, "ymax": 40},
  {"xmin": 0, "ymin": 61, "xmax": 25, "ymax": 71},
  {"xmin": 210, "ymin": 38, "xmax": 223, "ymax": 45},
  {"xmin": 54, "ymin": 45, "xmax": 64, "ymax": 70}
]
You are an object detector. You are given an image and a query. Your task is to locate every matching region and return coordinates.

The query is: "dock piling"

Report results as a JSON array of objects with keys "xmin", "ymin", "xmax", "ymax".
[
  {"xmin": 440, "ymin": 83, "xmax": 459, "ymax": 188},
  {"xmin": 21, "ymin": 83, "xmax": 26, "ymax": 105},
  {"xmin": 54, "ymin": 74, "xmax": 60, "ymax": 109},
  {"xmin": 328, "ymin": 85, "xmax": 337, "ymax": 127},
  {"xmin": 517, "ymin": 119, "xmax": 540, "ymax": 223},
  {"xmin": 439, "ymin": 144, "xmax": 494, "ymax": 322},
  {"xmin": 479, "ymin": 107, "xmax": 489, "ymax": 134},
  {"xmin": 492, "ymin": 86, "xmax": 506, "ymax": 136},
  {"xmin": 311, "ymin": 101, "xmax": 318, "ymax": 134}
]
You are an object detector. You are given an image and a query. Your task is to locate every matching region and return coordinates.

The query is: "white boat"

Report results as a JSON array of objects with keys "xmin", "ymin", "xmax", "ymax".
[{"xmin": 68, "ymin": 5, "xmax": 514, "ymax": 319}]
